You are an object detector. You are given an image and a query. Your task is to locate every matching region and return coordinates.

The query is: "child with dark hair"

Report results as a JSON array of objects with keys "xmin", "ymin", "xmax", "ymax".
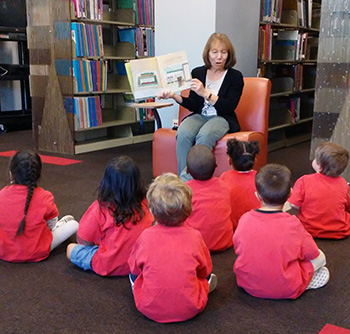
[
  {"xmin": 185, "ymin": 145, "xmax": 233, "ymax": 251},
  {"xmin": 0, "ymin": 150, "xmax": 78, "ymax": 262},
  {"xmin": 220, "ymin": 138, "xmax": 260, "ymax": 231},
  {"xmin": 128, "ymin": 173, "xmax": 216, "ymax": 323},
  {"xmin": 233, "ymin": 164, "xmax": 329, "ymax": 299},
  {"xmin": 289, "ymin": 142, "xmax": 350, "ymax": 239},
  {"xmin": 66, "ymin": 156, "xmax": 153, "ymax": 276}
]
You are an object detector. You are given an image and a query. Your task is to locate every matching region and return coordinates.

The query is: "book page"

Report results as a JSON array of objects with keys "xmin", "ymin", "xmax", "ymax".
[
  {"xmin": 126, "ymin": 57, "xmax": 162, "ymax": 100},
  {"xmin": 156, "ymin": 50, "xmax": 192, "ymax": 92}
]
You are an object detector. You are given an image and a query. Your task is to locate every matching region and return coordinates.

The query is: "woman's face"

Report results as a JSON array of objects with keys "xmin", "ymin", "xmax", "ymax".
[{"xmin": 208, "ymin": 40, "xmax": 228, "ymax": 71}]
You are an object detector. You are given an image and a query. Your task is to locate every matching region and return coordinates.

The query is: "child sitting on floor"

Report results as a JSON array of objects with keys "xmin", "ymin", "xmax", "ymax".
[
  {"xmin": 288, "ymin": 142, "xmax": 350, "ymax": 239},
  {"xmin": 220, "ymin": 138, "xmax": 260, "ymax": 231},
  {"xmin": 233, "ymin": 163, "xmax": 329, "ymax": 299},
  {"xmin": 66, "ymin": 156, "xmax": 153, "ymax": 276},
  {"xmin": 185, "ymin": 145, "xmax": 233, "ymax": 251},
  {"xmin": 128, "ymin": 173, "xmax": 217, "ymax": 323},
  {"xmin": 0, "ymin": 150, "xmax": 79, "ymax": 262}
]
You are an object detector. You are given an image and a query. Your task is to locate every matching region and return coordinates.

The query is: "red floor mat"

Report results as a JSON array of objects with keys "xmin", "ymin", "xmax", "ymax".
[
  {"xmin": 318, "ymin": 324, "xmax": 350, "ymax": 334},
  {"xmin": 0, "ymin": 150, "xmax": 83, "ymax": 166}
]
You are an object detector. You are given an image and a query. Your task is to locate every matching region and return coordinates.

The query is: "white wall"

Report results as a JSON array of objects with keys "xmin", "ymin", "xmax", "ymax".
[
  {"xmin": 155, "ymin": 0, "xmax": 216, "ymax": 127},
  {"xmin": 215, "ymin": 0, "xmax": 260, "ymax": 77}
]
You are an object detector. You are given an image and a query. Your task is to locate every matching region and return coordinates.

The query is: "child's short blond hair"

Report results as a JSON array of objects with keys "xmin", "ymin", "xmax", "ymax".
[
  {"xmin": 315, "ymin": 142, "xmax": 349, "ymax": 177},
  {"xmin": 147, "ymin": 173, "xmax": 192, "ymax": 226}
]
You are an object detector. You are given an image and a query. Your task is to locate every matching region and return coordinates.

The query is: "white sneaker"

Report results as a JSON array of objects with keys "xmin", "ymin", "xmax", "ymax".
[
  {"xmin": 307, "ymin": 266, "xmax": 330, "ymax": 290},
  {"xmin": 208, "ymin": 273, "xmax": 218, "ymax": 293},
  {"xmin": 52, "ymin": 215, "xmax": 75, "ymax": 231}
]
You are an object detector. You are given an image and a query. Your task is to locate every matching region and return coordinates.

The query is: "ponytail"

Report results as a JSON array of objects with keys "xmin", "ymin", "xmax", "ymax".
[{"xmin": 9, "ymin": 151, "xmax": 42, "ymax": 236}]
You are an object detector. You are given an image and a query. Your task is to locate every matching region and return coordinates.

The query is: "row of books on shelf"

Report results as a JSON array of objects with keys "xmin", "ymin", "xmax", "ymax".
[
  {"xmin": 71, "ymin": 23, "xmax": 104, "ymax": 58},
  {"xmin": 70, "ymin": 96, "xmax": 103, "ymax": 130},
  {"xmin": 118, "ymin": 27, "xmax": 155, "ymax": 57},
  {"xmin": 259, "ymin": 26, "xmax": 318, "ymax": 61},
  {"xmin": 261, "ymin": 0, "xmax": 319, "ymax": 28},
  {"xmin": 261, "ymin": 0, "xmax": 284, "ymax": 23},
  {"xmin": 71, "ymin": 0, "xmax": 103, "ymax": 20},
  {"xmin": 68, "ymin": 95, "xmax": 155, "ymax": 131},
  {"xmin": 72, "ymin": 59, "xmax": 107, "ymax": 93},
  {"xmin": 118, "ymin": 0, "xmax": 154, "ymax": 26}
]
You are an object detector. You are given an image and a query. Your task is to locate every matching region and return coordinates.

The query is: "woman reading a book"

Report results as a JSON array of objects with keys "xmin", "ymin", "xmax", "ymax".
[{"xmin": 158, "ymin": 33, "xmax": 244, "ymax": 181}]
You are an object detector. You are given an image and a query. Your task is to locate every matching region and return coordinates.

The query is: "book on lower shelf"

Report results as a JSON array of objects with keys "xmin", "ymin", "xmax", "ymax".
[
  {"xmin": 125, "ymin": 50, "xmax": 192, "ymax": 100},
  {"xmin": 71, "ymin": 96, "xmax": 103, "ymax": 130}
]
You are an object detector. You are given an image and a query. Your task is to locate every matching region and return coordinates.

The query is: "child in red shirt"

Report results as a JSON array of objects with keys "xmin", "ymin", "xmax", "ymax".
[
  {"xmin": 66, "ymin": 156, "xmax": 153, "ymax": 276},
  {"xmin": 185, "ymin": 145, "xmax": 233, "ymax": 251},
  {"xmin": 220, "ymin": 138, "xmax": 260, "ymax": 231},
  {"xmin": 128, "ymin": 173, "xmax": 217, "ymax": 323},
  {"xmin": 288, "ymin": 142, "xmax": 350, "ymax": 239},
  {"xmin": 0, "ymin": 150, "xmax": 79, "ymax": 262},
  {"xmin": 233, "ymin": 164, "xmax": 329, "ymax": 299}
]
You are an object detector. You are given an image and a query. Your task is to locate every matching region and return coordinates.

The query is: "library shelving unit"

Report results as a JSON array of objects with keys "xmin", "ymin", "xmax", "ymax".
[
  {"xmin": 26, "ymin": 0, "xmax": 155, "ymax": 154},
  {"xmin": 259, "ymin": 0, "xmax": 321, "ymax": 151},
  {"xmin": 0, "ymin": 26, "xmax": 31, "ymax": 132}
]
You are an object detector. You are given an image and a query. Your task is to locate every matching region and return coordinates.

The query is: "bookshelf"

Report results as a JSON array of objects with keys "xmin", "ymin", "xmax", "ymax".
[
  {"xmin": 258, "ymin": 0, "xmax": 321, "ymax": 151},
  {"xmin": 26, "ymin": 0, "xmax": 155, "ymax": 154},
  {"xmin": 0, "ymin": 27, "xmax": 31, "ymax": 132}
]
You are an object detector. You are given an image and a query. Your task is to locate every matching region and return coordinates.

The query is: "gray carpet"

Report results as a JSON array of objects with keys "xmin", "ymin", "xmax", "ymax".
[{"xmin": 1, "ymin": 131, "xmax": 349, "ymax": 333}]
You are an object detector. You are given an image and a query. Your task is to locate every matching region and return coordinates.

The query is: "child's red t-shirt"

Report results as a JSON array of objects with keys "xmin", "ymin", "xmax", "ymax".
[
  {"xmin": 220, "ymin": 170, "xmax": 260, "ymax": 231},
  {"xmin": 128, "ymin": 224, "xmax": 212, "ymax": 323},
  {"xmin": 233, "ymin": 210, "xmax": 319, "ymax": 299},
  {"xmin": 289, "ymin": 173, "xmax": 350, "ymax": 239},
  {"xmin": 0, "ymin": 185, "xmax": 58, "ymax": 262},
  {"xmin": 77, "ymin": 200, "xmax": 154, "ymax": 276},
  {"xmin": 186, "ymin": 177, "xmax": 233, "ymax": 251}
]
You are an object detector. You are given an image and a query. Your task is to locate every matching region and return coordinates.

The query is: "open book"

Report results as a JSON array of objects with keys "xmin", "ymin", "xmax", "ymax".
[{"xmin": 125, "ymin": 51, "xmax": 192, "ymax": 100}]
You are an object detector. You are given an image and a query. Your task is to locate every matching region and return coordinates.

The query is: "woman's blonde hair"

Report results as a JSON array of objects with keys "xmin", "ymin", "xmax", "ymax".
[
  {"xmin": 146, "ymin": 173, "xmax": 192, "ymax": 226},
  {"xmin": 202, "ymin": 33, "xmax": 236, "ymax": 69}
]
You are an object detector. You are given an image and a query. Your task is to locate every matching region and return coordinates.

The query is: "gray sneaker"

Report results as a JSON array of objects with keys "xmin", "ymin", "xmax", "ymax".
[{"xmin": 307, "ymin": 266, "xmax": 330, "ymax": 290}]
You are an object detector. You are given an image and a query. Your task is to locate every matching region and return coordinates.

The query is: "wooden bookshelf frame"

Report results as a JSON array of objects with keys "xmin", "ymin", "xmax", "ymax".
[{"xmin": 26, "ymin": 0, "xmax": 155, "ymax": 154}]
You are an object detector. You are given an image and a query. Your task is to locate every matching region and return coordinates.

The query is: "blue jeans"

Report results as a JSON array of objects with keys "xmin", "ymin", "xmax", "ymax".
[{"xmin": 176, "ymin": 114, "xmax": 229, "ymax": 177}]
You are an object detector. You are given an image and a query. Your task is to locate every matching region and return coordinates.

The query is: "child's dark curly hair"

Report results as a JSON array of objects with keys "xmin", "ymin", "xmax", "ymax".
[{"xmin": 226, "ymin": 138, "xmax": 260, "ymax": 171}]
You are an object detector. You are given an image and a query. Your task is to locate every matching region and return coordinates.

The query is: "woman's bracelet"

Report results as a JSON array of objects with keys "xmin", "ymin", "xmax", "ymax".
[{"xmin": 206, "ymin": 93, "xmax": 212, "ymax": 101}]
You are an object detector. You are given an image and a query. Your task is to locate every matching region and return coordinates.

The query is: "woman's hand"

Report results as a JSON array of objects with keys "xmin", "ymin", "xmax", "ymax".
[
  {"xmin": 158, "ymin": 90, "xmax": 183, "ymax": 104},
  {"xmin": 191, "ymin": 79, "xmax": 208, "ymax": 98},
  {"xmin": 158, "ymin": 90, "xmax": 175, "ymax": 100}
]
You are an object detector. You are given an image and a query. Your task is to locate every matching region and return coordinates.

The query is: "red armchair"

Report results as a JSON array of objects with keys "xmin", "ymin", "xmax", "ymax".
[{"xmin": 152, "ymin": 77, "xmax": 271, "ymax": 177}]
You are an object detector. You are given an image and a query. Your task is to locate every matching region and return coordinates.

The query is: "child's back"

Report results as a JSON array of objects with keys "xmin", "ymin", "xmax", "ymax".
[
  {"xmin": 220, "ymin": 138, "xmax": 260, "ymax": 230},
  {"xmin": 185, "ymin": 145, "xmax": 233, "ymax": 251},
  {"xmin": 234, "ymin": 210, "xmax": 319, "ymax": 299},
  {"xmin": 0, "ymin": 185, "xmax": 58, "ymax": 262},
  {"xmin": 289, "ymin": 142, "xmax": 350, "ymax": 239},
  {"xmin": 220, "ymin": 169, "xmax": 260, "ymax": 230},
  {"xmin": 0, "ymin": 150, "xmax": 78, "ymax": 262},
  {"xmin": 289, "ymin": 172, "xmax": 350, "ymax": 238},
  {"xmin": 129, "ymin": 223, "xmax": 211, "ymax": 322},
  {"xmin": 67, "ymin": 156, "xmax": 153, "ymax": 276},
  {"xmin": 233, "ymin": 164, "xmax": 328, "ymax": 299},
  {"xmin": 186, "ymin": 177, "xmax": 232, "ymax": 251},
  {"xmin": 77, "ymin": 199, "xmax": 153, "ymax": 275},
  {"xmin": 128, "ymin": 173, "xmax": 214, "ymax": 323}
]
